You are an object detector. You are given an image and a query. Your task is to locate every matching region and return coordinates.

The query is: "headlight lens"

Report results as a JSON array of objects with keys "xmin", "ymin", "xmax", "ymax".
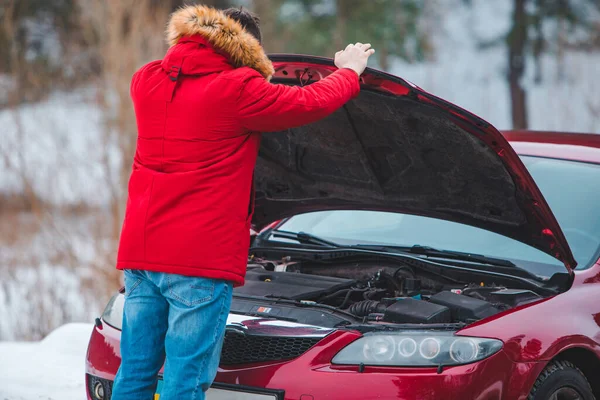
[
  {"xmin": 397, "ymin": 338, "xmax": 417, "ymax": 357},
  {"xmin": 450, "ymin": 337, "xmax": 479, "ymax": 363},
  {"xmin": 363, "ymin": 335, "xmax": 395, "ymax": 362},
  {"xmin": 332, "ymin": 331, "xmax": 502, "ymax": 367},
  {"xmin": 101, "ymin": 292, "xmax": 124, "ymax": 330}
]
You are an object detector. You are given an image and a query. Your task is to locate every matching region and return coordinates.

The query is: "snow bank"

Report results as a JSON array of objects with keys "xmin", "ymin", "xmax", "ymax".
[{"xmin": 0, "ymin": 323, "xmax": 93, "ymax": 400}]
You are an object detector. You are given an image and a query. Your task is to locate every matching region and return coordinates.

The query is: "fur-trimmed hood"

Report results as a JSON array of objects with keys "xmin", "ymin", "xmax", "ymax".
[{"xmin": 166, "ymin": 5, "xmax": 274, "ymax": 80}]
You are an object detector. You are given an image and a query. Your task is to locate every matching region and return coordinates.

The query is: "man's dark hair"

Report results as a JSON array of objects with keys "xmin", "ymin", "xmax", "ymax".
[{"xmin": 223, "ymin": 7, "xmax": 262, "ymax": 44}]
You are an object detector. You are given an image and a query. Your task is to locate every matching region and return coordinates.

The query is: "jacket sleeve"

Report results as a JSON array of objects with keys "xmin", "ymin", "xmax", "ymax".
[{"xmin": 236, "ymin": 68, "xmax": 361, "ymax": 132}]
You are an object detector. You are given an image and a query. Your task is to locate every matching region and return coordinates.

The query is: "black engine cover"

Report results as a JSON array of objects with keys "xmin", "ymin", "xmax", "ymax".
[
  {"xmin": 383, "ymin": 298, "xmax": 452, "ymax": 324},
  {"xmin": 234, "ymin": 269, "xmax": 355, "ymax": 300},
  {"xmin": 429, "ymin": 291, "xmax": 499, "ymax": 321}
]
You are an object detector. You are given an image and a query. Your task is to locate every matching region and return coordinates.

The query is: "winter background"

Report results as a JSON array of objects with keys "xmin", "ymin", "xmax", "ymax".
[{"xmin": 1, "ymin": 0, "xmax": 599, "ymax": 398}]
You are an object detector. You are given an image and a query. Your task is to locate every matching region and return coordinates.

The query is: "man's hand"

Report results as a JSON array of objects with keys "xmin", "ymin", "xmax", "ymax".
[{"xmin": 334, "ymin": 43, "xmax": 375, "ymax": 76}]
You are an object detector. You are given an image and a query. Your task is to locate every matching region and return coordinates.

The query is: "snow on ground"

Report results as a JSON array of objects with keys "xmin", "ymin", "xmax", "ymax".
[{"xmin": 0, "ymin": 323, "xmax": 93, "ymax": 400}]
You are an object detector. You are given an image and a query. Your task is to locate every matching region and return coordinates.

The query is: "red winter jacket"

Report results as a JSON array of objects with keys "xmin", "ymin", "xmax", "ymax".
[{"xmin": 116, "ymin": 5, "xmax": 361, "ymax": 286}]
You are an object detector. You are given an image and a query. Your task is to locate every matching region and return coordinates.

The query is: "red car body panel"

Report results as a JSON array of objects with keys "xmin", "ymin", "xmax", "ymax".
[
  {"xmin": 459, "ymin": 263, "xmax": 600, "ymax": 364},
  {"xmin": 505, "ymin": 131, "xmax": 600, "ymax": 165}
]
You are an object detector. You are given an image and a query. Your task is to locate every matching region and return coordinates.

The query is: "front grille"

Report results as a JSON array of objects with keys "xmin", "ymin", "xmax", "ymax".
[{"xmin": 220, "ymin": 332, "xmax": 321, "ymax": 365}]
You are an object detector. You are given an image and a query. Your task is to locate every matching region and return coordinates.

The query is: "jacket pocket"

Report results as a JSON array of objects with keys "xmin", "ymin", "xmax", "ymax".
[{"xmin": 167, "ymin": 274, "xmax": 215, "ymax": 307}]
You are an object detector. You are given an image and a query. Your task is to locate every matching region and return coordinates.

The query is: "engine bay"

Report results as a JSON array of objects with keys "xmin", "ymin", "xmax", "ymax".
[{"xmin": 232, "ymin": 256, "xmax": 546, "ymax": 327}]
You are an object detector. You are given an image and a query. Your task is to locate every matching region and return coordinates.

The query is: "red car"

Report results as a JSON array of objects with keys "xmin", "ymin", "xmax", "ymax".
[{"xmin": 86, "ymin": 56, "xmax": 600, "ymax": 400}]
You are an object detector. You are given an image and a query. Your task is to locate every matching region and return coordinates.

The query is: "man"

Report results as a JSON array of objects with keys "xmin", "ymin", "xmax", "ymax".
[{"xmin": 112, "ymin": 4, "xmax": 374, "ymax": 400}]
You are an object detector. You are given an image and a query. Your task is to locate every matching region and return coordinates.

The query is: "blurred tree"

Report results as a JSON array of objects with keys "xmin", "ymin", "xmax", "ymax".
[
  {"xmin": 468, "ymin": 0, "xmax": 600, "ymax": 129},
  {"xmin": 252, "ymin": 0, "xmax": 431, "ymax": 70},
  {"xmin": 0, "ymin": 0, "xmax": 77, "ymax": 102},
  {"xmin": 0, "ymin": 0, "xmax": 76, "ymax": 70},
  {"xmin": 252, "ymin": 0, "xmax": 286, "ymax": 53},
  {"xmin": 509, "ymin": 0, "xmax": 529, "ymax": 130}
]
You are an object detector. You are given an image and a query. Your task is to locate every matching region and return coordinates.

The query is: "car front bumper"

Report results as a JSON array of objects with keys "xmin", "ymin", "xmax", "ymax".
[{"xmin": 86, "ymin": 320, "xmax": 542, "ymax": 400}]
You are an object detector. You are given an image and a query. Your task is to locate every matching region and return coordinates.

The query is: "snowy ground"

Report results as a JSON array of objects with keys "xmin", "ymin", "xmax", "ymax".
[{"xmin": 0, "ymin": 323, "xmax": 93, "ymax": 400}]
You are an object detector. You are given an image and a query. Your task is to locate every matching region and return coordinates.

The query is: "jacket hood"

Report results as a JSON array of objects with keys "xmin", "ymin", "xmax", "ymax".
[
  {"xmin": 252, "ymin": 55, "xmax": 576, "ymax": 270},
  {"xmin": 165, "ymin": 5, "xmax": 274, "ymax": 80}
]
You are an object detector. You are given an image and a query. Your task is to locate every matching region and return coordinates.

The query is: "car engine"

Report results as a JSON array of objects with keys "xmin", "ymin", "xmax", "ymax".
[{"xmin": 234, "ymin": 258, "xmax": 543, "ymax": 326}]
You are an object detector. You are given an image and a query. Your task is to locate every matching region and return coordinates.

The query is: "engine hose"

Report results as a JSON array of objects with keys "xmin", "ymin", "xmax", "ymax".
[
  {"xmin": 347, "ymin": 300, "xmax": 387, "ymax": 317},
  {"xmin": 393, "ymin": 266, "xmax": 415, "ymax": 279},
  {"xmin": 378, "ymin": 271, "xmax": 404, "ymax": 292},
  {"xmin": 363, "ymin": 289, "xmax": 386, "ymax": 300},
  {"xmin": 318, "ymin": 289, "xmax": 350, "ymax": 303},
  {"xmin": 337, "ymin": 287, "xmax": 371, "ymax": 309},
  {"xmin": 338, "ymin": 289, "xmax": 358, "ymax": 309}
]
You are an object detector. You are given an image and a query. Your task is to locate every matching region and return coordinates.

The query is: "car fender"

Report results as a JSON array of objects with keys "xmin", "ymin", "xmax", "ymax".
[{"xmin": 457, "ymin": 264, "xmax": 600, "ymax": 364}]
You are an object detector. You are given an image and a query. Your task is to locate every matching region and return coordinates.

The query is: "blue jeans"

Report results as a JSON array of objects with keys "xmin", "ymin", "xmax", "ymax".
[{"xmin": 112, "ymin": 269, "xmax": 233, "ymax": 400}]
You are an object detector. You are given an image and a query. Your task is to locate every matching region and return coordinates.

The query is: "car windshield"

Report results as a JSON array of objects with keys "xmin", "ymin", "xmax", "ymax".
[{"xmin": 274, "ymin": 156, "xmax": 600, "ymax": 272}]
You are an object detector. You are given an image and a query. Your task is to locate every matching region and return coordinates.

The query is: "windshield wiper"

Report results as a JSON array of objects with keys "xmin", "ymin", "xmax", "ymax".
[
  {"xmin": 408, "ymin": 245, "xmax": 517, "ymax": 267},
  {"xmin": 267, "ymin": 231, "xmax": 515, "ymax": 267},
  {"xmin": 351, "ymin": 244, "xmax": 516, "ymax": 268},
  {"xmin": 269, "ymin": 230, "xmax": 340, "ymax": 248}
]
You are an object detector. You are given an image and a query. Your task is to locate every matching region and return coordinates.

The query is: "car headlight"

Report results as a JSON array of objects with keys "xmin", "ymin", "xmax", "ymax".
[
  {"xmin": 101, "ymin": 292, "xmax": 124, "ymax": 330},
  {"xmin": 332, "ymin": 331, "xmax": 502, "ymax": 367}
]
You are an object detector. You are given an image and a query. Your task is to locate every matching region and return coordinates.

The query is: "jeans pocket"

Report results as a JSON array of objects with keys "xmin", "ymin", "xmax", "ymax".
[
  {"xmin": 123, "ymin": 270, "xmax": 143, "ymax": 298},
  {"xmin": 167, "ymin": 275, "xmax": 215, "ymax": 307}
]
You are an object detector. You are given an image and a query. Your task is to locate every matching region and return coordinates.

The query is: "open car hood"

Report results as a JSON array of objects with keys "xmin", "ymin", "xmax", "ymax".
[{"xmin": 252, "ymin": 55, "xmax": 575, "ymax": 270}]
